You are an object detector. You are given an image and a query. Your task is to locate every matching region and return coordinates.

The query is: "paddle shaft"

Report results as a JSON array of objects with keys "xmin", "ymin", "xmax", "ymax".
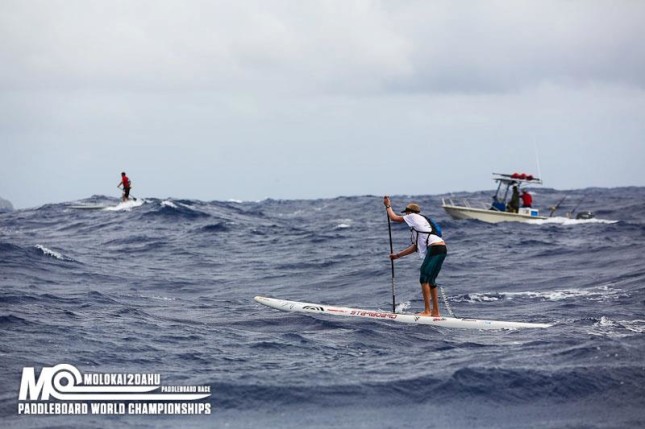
[{"xmin": 386, "ymin": 209, "xmax": 396, "ymax": 313}]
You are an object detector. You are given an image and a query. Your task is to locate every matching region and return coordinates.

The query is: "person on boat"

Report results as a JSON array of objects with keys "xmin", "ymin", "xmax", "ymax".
[
  {"xmin": 117, "ymin": 172, "xmax": 131, "ymax": 202},
  {"xmin": 521, "ymin": 189, "xmax": 533, "ymax": 208},
  {"xmin": 384, "ymin": 196, "xmax": 447, "ymax": 317},
  {"xmin": 507, "ymin": 185, "xmax": 520, "ymax": 213}
]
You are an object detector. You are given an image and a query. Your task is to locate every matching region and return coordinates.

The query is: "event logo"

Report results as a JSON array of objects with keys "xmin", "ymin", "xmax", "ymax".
[{"xmin": 18, "ymin": 364, "xmax": 211, "ymax": 415}]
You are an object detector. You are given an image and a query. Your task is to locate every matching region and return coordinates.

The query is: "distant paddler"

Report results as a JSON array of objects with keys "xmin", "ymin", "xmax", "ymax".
[
  {"xmin": 384, "ymin": 196, "xmax": 447, "ymax": 317},
  {"xmin": 117, "ymin": 172, "xmax": 132, "ymax": 202}
]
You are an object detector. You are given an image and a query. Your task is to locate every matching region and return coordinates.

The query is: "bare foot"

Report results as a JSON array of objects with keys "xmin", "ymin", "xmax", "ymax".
[
  {"xmin": 431, "ymin": 312, "xmax": 440, "ymax": 317},
  {"xmin": 416, "ymin": 311, "xmax": 432, "ymax": 316}
]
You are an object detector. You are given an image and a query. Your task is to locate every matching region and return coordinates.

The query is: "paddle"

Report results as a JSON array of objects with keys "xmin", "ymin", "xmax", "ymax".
[{"xmin": 386, "ymin": 206, "xmax": 396, "ymax": 313}]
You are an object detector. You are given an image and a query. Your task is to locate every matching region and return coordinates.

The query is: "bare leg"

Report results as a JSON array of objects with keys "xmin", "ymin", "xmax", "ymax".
[
  {"xmin": 417, "ymin": 283, "xmax": 433, "ymax": 316},
  {"xmin": 430, "ymin": 286, "xmax": 440, "ymax": 317}
]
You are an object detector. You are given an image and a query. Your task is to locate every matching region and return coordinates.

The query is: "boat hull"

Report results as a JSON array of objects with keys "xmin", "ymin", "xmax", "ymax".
[{"xmin": 442, "ymin": 204, "xmax": 547, "ymax": 223}]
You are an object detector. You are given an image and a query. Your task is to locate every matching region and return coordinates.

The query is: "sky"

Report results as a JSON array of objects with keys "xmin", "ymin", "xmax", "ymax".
[{"xmin": 1, "ymin": 0, "xmax": 644, "ymax": 209}]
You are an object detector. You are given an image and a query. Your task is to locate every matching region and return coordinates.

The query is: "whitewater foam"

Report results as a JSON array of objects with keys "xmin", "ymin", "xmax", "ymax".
[
  {"xmin": 34, "ymin": 244, "xmax": 73, "ymax": 261},
  {"xmin": 529, "ymin": 217, "xmax": 618, "ymax": 225},
  {"xmin": 458, "ymin": 285, "xmax": 623, "ymax": 303},
  {"xmin": 161, "ymin": 200, "xmax": 178, "ymax": 209},
  {"xmin": 104, "ymin": 199, "xmax": 145, "ymax": 211}
]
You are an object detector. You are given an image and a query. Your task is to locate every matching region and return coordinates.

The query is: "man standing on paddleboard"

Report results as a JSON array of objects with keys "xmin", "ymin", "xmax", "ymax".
[
  {"xmin": 384, "ymin": 196, "xmax": 447, "ymax": 317},
  {"xmin": 117, "ymin": 172, "xmax": 132, "ymax": 202}
]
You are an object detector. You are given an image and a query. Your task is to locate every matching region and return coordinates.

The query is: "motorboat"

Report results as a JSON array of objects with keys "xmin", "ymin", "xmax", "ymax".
[{"xmin": 442, "ymin": 173, "xmax": 546, "ymax": 223}]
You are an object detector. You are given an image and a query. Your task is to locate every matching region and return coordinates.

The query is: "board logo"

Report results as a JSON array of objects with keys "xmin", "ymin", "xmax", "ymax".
[
  {"xmin": 303, "ymin": 305, "xmax": 325, "ymax": 312},
  {"xmin": 17, "ymin": 364, "xmax": 211, "ymax": 415},
  {"xmin": 349, "ymin": 310, "xmax": 397, "ymax": 319}
]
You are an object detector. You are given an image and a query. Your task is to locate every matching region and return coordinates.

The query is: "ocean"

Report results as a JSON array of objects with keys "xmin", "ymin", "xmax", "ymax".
[{"xmin": 1, "ymin": 187, "xmax": 644, "ymax": 428}]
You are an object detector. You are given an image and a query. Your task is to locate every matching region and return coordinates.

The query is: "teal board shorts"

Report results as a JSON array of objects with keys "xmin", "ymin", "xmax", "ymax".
[{"xmin": 420, "ymin": 245, "xmax": 447, "ymax": 287}]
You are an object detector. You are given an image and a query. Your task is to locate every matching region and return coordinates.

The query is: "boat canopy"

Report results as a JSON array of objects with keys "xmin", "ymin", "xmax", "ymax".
[
  {"xmin": 491, "ymin": 172, "xmax": 542, "ymax": 212},
  {"xmin": 492, "ymin": 172, "xmax": 543, "ymax": 185}
]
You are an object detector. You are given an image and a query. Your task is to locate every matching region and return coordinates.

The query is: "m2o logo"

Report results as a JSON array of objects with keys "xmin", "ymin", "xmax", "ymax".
[
  {"xmin": 19, "ymin": 364, "xmax": 81, "ymax": 400},
  {"xmin": 18, "ymin": 364, "xmax": 209, "ymax": 401}
]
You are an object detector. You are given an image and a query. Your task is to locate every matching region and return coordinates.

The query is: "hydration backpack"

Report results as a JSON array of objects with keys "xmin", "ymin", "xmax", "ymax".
[
  {"xmin": 421, "ymin": 215, "xmax": 442, "ymax": 238},
  {"xmin": 409, "ymin": 214, "xmax": 443, "ymax": 249}
]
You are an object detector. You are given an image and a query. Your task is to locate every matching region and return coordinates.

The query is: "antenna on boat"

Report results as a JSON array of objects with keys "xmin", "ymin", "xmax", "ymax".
[{"xmin": 534, "ymin": 143, "xmax": 543, "ymax": 183}]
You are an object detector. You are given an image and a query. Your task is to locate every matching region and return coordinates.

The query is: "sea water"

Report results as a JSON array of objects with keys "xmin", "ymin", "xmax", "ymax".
[{"xmin": 1, "ymin": 187, "xmax": 644, "ymax": 428}]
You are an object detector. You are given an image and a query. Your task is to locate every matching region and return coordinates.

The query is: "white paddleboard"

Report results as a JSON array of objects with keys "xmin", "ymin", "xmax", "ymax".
[
  {"xmin": 104, "ymin": 199, "xmax": 144, "ymax": 211},
  {"xmin": 255, "ymin": 296, "xmax": 551, "ymax": 330},
  {"xmin": 69, "ymin": 204, "xmax": 107, "ymax": 210}
]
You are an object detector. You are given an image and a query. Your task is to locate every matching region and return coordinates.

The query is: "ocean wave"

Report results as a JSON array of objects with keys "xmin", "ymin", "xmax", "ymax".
[
  {"xmin": 33, "ymin": 244, "xmax": 76, "ymax": 262},
  {"xmin": 456, "ymin": 285, "xmax": 625, "ymax": 303},
  {"xmin": 84, "ymin": 291, "xmax": 122, "ymax": 305},
  {"xmin": 144, "ymin": 199, "xmax": 210, "ymax": 219},
  {"xmin": 0, "ymin": 241, "xmax": 26, "ymax": 255},
  {"xmin": 529, "ymin": 217, "xmax": 619, "ymax": 225},
  {"xmin": 199, "ymin": 222, "xmax": 231, "ymax": 233},
  {"xmin": 138, "ymin": 294, "xmax": 176, "ymax": 302},
  {"xmin": 208, "ymin": 365, "xmax": 644, "ymax": 410},
  {"xmin": 0, "ymin": 314, "xmax": 36, "ymax": 327},
  {"xmin": 2, "ymin": 187, "xmax": 644, "ymax": 427},
  {"xmin": 333, "ymin": 218, "xmax": 353, "ymax": 229},
  {"xmin": 586, "ymin": 317, "xmax": 645, "ymax": 337}
]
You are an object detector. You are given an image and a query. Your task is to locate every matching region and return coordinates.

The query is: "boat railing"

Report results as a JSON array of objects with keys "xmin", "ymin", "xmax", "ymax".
[{"xmin": 442, "ymin": 197, "xmax": 490, "ymax": 210}]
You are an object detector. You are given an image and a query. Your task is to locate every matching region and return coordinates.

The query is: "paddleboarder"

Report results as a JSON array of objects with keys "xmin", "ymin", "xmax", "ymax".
[
  {"xmin": 384, "ymin": 196, "xmax": 447, "ymax": 317},
  {"xmin": 117, "ymin": 172, "xmax": 132, "ymax": 202}
]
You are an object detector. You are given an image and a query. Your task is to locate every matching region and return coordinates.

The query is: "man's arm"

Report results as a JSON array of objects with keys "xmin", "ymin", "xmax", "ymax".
[{"xmin": 384, "ymin": 196, "xmax": 404, "ymax": 222}]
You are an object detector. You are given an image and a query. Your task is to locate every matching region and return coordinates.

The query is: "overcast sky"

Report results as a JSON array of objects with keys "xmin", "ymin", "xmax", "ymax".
[{"xmin": 1, "ymin": 0, "xmax": 644, "ymax": 209}]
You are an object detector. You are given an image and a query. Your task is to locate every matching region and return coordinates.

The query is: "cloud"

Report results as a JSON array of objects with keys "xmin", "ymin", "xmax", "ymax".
[
  {"xmin": 0, "ymin": 0, "xmax": 414, "ymax": 94},
  {"xmin": 2, "ymin": 0, "xmax": 643, "ymax": 96},
  {"xmin": 1, "ymin": 1, "xmax": 644, "ymax": 208},
  {"xmin": 383, "ymin": 0, "xmax": 645, "ymax": 94}
]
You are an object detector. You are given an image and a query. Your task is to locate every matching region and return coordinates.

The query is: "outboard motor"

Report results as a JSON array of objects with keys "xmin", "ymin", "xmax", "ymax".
[{"xmin": 575, "ymin": 211, "xmax": 595, "ymax": 220}]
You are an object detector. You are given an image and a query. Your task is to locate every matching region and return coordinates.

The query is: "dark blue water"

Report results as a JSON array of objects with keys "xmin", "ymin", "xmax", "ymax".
[{"xmin": 1, "ymin": 187, "xmax": 644, "ymax": 428}]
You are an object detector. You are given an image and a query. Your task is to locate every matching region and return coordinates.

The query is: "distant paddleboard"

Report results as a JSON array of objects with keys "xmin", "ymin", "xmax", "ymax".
[
  {"xmin": 255, "ymin": 296, "xmax": 551, "ymax": 330},
  {"xmin": 69, "ymin": 204, "xmax": 108, "ymax": 210},
  {"xmin": 104, "ymin": 199, "xmax": 144, "ymax": 211}
]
